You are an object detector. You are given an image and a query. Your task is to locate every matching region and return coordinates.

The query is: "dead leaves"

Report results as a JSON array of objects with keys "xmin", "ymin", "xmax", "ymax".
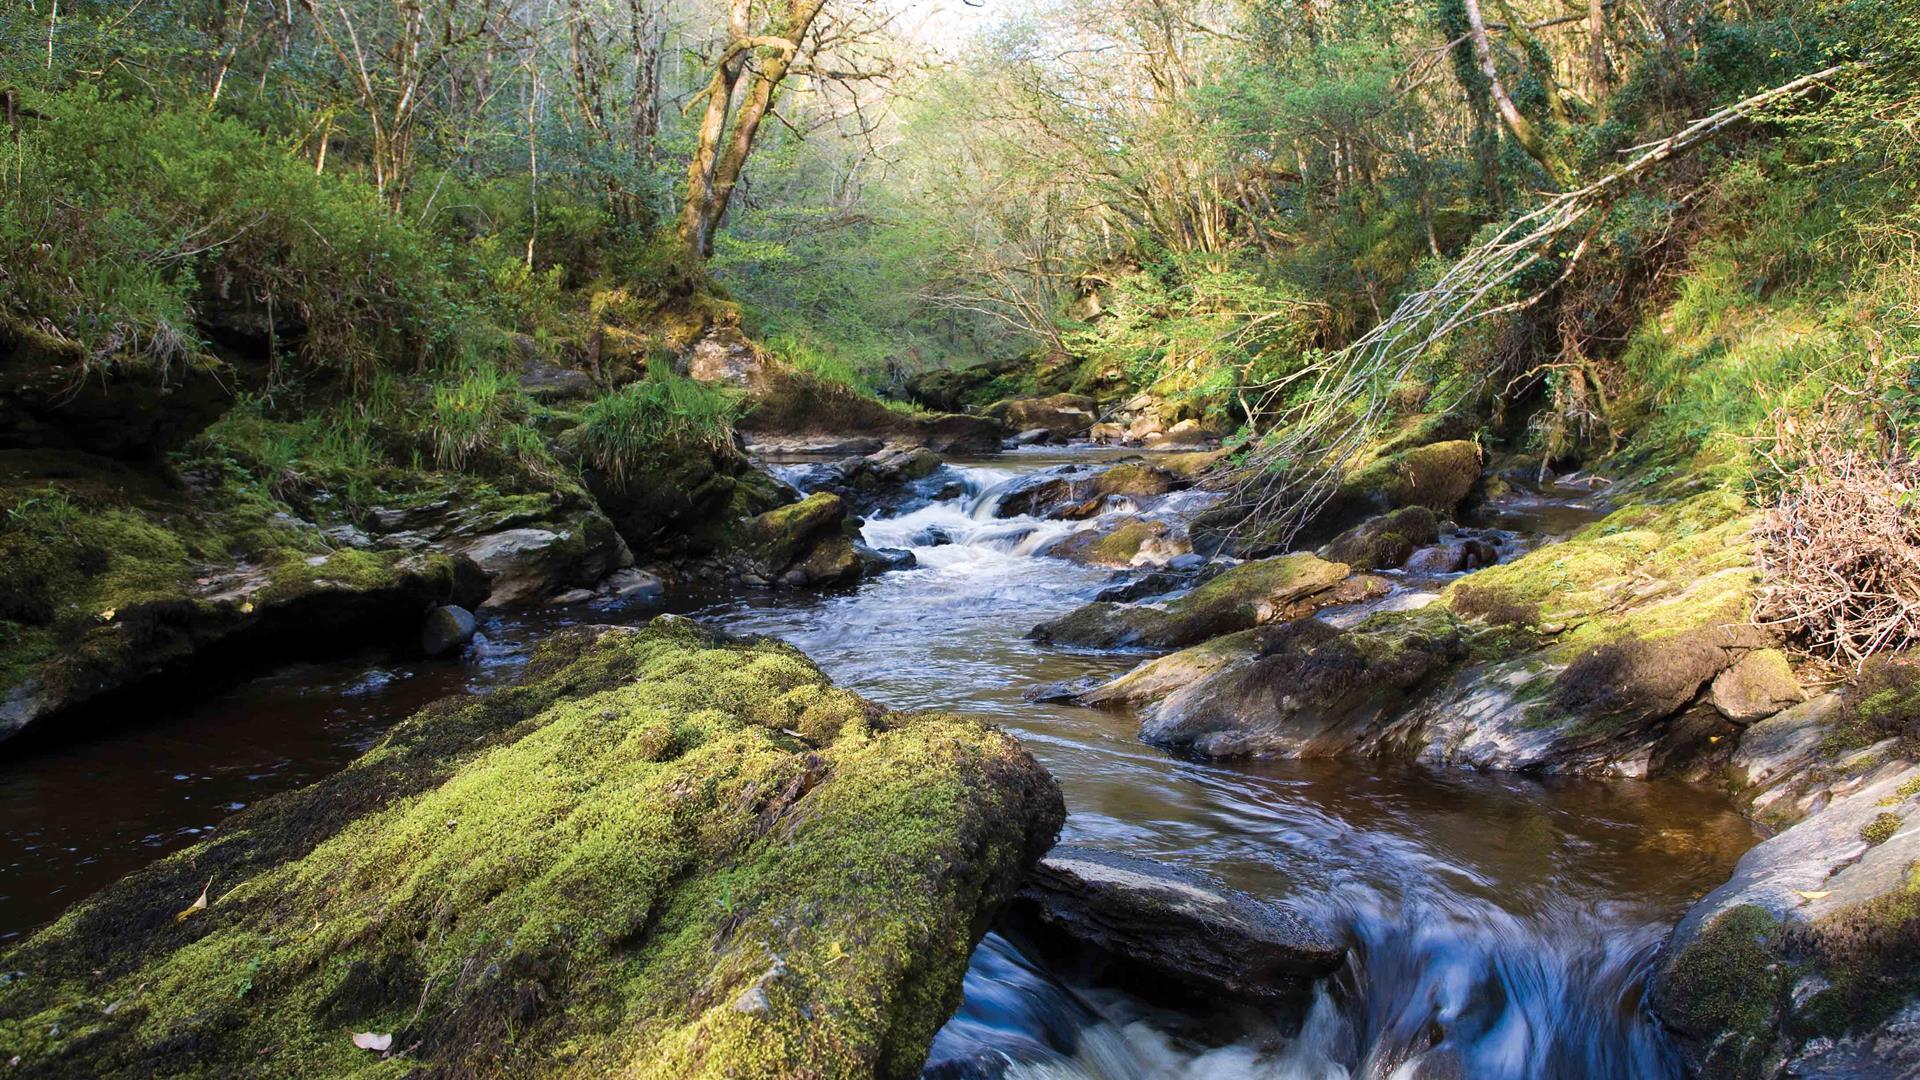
[{"xmin": 174, "ymin": 877, "xmax": 213, "ymax": 923}]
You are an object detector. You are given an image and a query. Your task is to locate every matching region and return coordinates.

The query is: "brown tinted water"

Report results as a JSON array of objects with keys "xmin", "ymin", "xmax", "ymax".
[{"xmin": 0, "ymin": 451, "xmax": 1753, "ymax": 1078}]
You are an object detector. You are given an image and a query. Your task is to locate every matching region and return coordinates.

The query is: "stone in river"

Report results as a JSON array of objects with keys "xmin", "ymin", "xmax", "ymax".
[
  {"xmin": 1012, "ymin": 844, "xmax": 1346, "ymax": 1009},
  {"xmin": 419, "ymin": 604, "xmax": 476, "ymax": 657}
]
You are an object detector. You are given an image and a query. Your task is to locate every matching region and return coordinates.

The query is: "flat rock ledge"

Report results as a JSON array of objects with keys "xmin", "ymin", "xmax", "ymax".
[{"xmin": 1012, "ymin": 845, "xmax": 1346, "ymax": 1009}]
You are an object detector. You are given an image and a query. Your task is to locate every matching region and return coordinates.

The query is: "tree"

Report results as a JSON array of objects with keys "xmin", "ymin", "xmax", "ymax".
[{"xmin": 676, "ymin": 0, "xmax": 831, "ymax": 258}]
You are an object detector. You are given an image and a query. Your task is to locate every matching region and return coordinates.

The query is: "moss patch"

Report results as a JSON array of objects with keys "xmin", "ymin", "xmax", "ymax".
[{"xmin": 0, "ymin": 620, "xmax": 1064, "ymax": 1078}]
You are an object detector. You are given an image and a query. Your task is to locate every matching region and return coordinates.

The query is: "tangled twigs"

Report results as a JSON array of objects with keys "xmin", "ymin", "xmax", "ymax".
[
  {"xmin": 1217, "ymin": 61, "xmax": 1858, "ymax": 546},
  {"xmin": 1756, "ymin": 441, "xmax": 1920, "ymax": 667}
]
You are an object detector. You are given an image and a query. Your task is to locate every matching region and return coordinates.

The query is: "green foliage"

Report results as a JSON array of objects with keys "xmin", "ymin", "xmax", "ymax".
[{"xmin": 576, "ymin": 371, "xmax": 742, "ymax": 484}]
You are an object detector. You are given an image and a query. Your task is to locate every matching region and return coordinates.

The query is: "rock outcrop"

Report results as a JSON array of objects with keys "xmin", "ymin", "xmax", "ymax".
[
  {"xmin": 982, "ymin": 394, "xmax": 1099, "ymax": 442},
  {"xmin": 0, "ymin": 620, "xmax": 1065, "ymax": 1079}
]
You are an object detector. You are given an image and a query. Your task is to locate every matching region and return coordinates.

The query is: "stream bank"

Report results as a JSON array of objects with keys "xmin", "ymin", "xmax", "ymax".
[{"xmin": 2, "ymin": 444, "xmax": 1818, "ymax": 1078}]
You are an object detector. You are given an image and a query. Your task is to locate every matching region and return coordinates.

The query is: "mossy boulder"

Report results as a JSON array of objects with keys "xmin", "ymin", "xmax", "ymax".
[
  {"xmin": 1028, "ymin": 554, "xmax": 1352, "ymax": 651},
  {"xmin": 1654, "ymin": 759, "xmax": 1920, "ymax": 1078},
  {"xmin": 0, "ymin": 450, "xmax": 486, "ymax": 744},
  {"xmin": 1135, "ymin": 607, "xmax": 1468, "ymax": 758},
  {"xmin": 582, "ymin": 439, "xmax": 785, "ymax": 559},
  {"xmin": 735, "ymin": 492, "xmax": 863, "ymax": 588},
  {"xmin": 1042, "ymin": 519, "xmax": 1173, "ymax": 568},
  {"xmin": 0, "ymin": 620, "xmax": 1065, "ymax": 1079},
  {"xmin": 1321, "ymin": 506, "xmax": 1441, "ymax": 571},
  {"xmin": 980, "ymin": 394, "xmax": 1098, "ymax": 441},
  {"xmin": 994, "ymin": 461, "xmax": 1187, "ymax": 520},
  {"xmin": 1340, "ymin": 439, "xmax": 1482, "ymax": 516}
]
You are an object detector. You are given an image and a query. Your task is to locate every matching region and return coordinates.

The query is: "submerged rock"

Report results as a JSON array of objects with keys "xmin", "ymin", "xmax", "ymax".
[
  {"xmin": 1029, "ymin": 554, "xmax": 1354, "ymax": 651},
  {"xmin": 0, "ymin": 620, "xmax": 1064, "ymax": 1079},
  {"xmin": 1012, "ymin": 845, "xmax": 1345, "ymax": 1008}
]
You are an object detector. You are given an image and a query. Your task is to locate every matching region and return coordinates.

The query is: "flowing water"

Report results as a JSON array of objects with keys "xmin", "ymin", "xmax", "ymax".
[{"xmin": 0, "ymin": 450, "xmax": 1755, "ymax": 1078}]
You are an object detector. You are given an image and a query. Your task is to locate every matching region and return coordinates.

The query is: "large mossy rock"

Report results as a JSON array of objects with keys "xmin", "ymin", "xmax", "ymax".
[
  {"xmin": 903, "ymin": 357, "xmax": 1025, "ymax": 413},
  {"xmin": 581, "ymin": 439, "xmax": 786, "ymax": 559},
  {"xmin": 1135, "ymin": 607, "xmax": 1468, "ymax": 758},
  {"xmin": 1029, "ymin": 554, "xmax": 1355, "ymax": 651},
  {"xmin": 0, "ymin": 449, "xmax": 488, "ymax": 744},
  {"xmin": 981, "ymin": 394, "xmax": 1098, "ymax": 441},
  {"xmin": 0, "ymin": 621, "xmax": 1065, "ymax": 1079},
  {"xmin": 1652, "ymin": 760, "xmax": 1920, "ymax": 1078},
  {"xmin": 736, "ymin": 491, "xmax": 863, "ymax": 587}
]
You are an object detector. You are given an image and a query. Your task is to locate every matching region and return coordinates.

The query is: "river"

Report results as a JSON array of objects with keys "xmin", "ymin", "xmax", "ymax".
[{"xmin": 0, "ymin": 448, "xmax": 1755, "ymax": 1078}]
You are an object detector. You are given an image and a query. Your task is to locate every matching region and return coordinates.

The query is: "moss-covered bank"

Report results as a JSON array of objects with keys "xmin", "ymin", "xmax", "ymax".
[{"xmin": 0, "ymin": 619, "xmax": 1064, "ymax": 1078}]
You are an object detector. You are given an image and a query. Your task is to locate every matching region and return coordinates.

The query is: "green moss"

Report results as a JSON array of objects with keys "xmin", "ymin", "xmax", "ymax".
[
  {"xmin": 1864, "ymin": 812, "xmax": 1904, "ymax": 846},
  {"xmin": 0, "ymin": 621, "xmax": 1062, "ymax": 1078},
  {"xmin": 1084, "ymin": 521, "xmax": 1160, "ymax": 565},
  {"xmin": 1341, "ymin": 439, "xmax": 1482, "ymax": 513},
  {"xmin": 1659, "ymin": 905, "xmax": 1787, "ymax": 1077}
]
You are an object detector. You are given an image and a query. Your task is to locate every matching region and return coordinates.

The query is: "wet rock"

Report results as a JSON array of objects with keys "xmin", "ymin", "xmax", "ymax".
[
  {"xmin": 1080, "ymin": 627, "xmax": 1272, "ymax": 712},
  {"xmin": 459, "ymin": 515, "xmax": 631, "ymax": 608},
  {"xmin": 599, "ymin": 567, "xmax": 666, "ymax": 603},
  {"xmin": 1653, "ymin": 757, "xmax": 1920, "ymax": 1078},
  {"xmin": 1403, "ymin": 537, "xmax": 1499, "ymax": 575},
  {"xmin": 856, "ymin": 543, "xmax": 917, "ymax": 574},
  {"xmin": 745, "ymin": 434, "xmax": 887, "ymax": 456},
  {"xmin": 545, "ymin": 587, "xmax": 597, "ymax": 606},
  {"xmin": 1137, "ymin": 608, "xmax": 1467, "ymax": 758},
  {"xmin": 1029, "ymin": 554, "xmax": 1353, "ymax": 651},
  {"xmin": 1088, "ymin": 422, "xmax": 1126, "ymax": 444},
  {"xmin": 1012, "ymin": 845, "xmax": 1345, "ymax": 1007},
  {"xmin": 1011, "ymin": 427, "xmax": 1058, "ymax": 446},
  {"xmin": 983, "ymin": 394, "xmax": 1099, "ymax": 441},
  {"xmin": 1710, "ymin": 648, "xmax": 1807, "ymax": 724},
  {"xmin": 994, "ymin": 461, "xmax": 1187, "ymax": 520},
  {"xmin": 1095, "ymin": 569, "xmax": 1201, "ymax": 604},
  {"xmin": 0, "ymin": 621, "xmax": 1065, "ymax": 1078},
  {"xmin": 419, "ymin": 604, "xmax": 477, "ymax": 657},
  {"xmin": 1322, "ymin": 507, "xmax": 1441, "ymax": 571}
]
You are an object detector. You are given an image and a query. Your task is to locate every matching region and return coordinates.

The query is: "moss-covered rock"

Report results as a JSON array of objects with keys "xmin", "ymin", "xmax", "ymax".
[
  {"xmin": 581, "ymin": 438, "xmax": 785, "ymax": 560},
  {"xmin": 1042, "ymin": 519, "xmax": 1171, "ymax": 568},
  {"xmin": 1135, "ymin": 607, "xmax": 1468, "ymax": 758},
  {"xmin": 1028, "ymin": 554, "xmax": 1352, "ymax": 650},
  {"xmin": 981, "ymin": 394, "xmax": 1098, "ymax": 441},
  {"xmin": 0, "ymin": 620, "xmax": 1065, "ymax": 1079},
  {"xmin": 993, "ymin": 461, "xmax": 1187, "ymax": 520},
  {"xmin": 0, "ymin": 450, "xmax": 486, "ymax": 744},
  {"xmin": 1654, "ymin": 759, "xmax": 1920, "ymax": 1078},
  {"xmin": 1341, "ymin": 439, "xmax": 1482, "ymax": 516},
  {"xmin": 1321, "ymin": 506, "xmax": 1441, "ymax": 571},
  {"xmin": 741, "ymin": 366, "xmax": 1006, "ymax": 454},
  {"xmin": 903, "ymin": 357, "xmax": 1026, "ymax": 413}
]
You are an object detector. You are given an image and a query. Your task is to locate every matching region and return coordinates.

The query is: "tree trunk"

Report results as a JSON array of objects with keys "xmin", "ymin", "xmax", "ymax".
[{"xmin": 1462, "ymin": 0, "xmax": 1565, "ymax": 184}]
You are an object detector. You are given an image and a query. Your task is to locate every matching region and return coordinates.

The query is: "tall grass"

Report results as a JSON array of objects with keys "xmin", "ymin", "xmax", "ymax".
[{"xmin": 576, "ymin": 370, "xmax": 743, "ymax": 483}]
